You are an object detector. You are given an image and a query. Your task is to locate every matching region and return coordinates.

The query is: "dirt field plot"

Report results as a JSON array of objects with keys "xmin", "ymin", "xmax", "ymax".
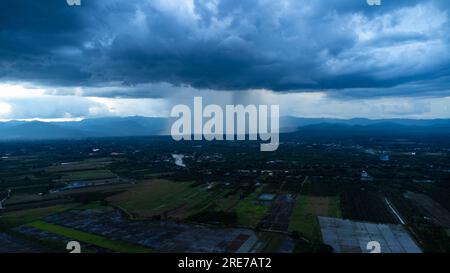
[
  {"xmin": 406, "ymin": 192, "xmax": 450, "ymax": 228},
  {"xmin": 260, "ymin": 194, "xmax": 295, "ymax": 231},
  {"xmin": 319, "ymin": 217, "xmax": 422, "ymax": 253},
  {"xmin": 341, "ymin": 189, "xmax": 397, "ymax": 224}
]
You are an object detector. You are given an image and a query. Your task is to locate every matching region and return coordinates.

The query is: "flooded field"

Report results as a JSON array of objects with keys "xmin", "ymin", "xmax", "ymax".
[
  {"xmin": 21, "ymin": 208, "xmax": 264, "ymax": 253},
  {"xmin": 319, "ymin": 217, "xmax": 422, "ymax": 253}
]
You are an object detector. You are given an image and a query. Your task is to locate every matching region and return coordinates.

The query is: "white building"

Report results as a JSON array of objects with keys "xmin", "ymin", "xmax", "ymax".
[{"xmin": 361, "ymin": 170, "xmax": 374, "ymax": 181}]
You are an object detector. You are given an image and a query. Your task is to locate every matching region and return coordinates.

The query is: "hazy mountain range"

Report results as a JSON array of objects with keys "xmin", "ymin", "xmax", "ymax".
[{"xmin": 0, "ymin": 116, "xmax": 450, "ymax": 140}]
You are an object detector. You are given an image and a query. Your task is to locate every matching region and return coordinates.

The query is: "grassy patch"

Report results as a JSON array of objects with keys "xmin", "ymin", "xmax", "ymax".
[
  {"xmin": 215, "ymin": 193, "xmax": 241, "ymax": 211},
  {"xmin": 59, "ymin": 170, "xmax": 116, "ymax": 182},
  {"xmin": 328, "ymin": 196, "xmax": 342, "ymax": 218},
  {"xmin": 0, "ymin": 204, "xmax": 78, "ymax": 227},
  {"xmin": 28, "ymin": 220, "xmax": 151, "ymax": 253},
  {"xmin": 107, "ymin": 179, "xmax": 213, "ymax": 218},
  {"xmin": 170, "ymin": 188, "xmax": 231, "ymax": 219},
  {"xmin": 233, "ymin": 193, "xmax": 268, "ymax": 228},
  {"xmin": 288, "ymin": 195, "xmax": 341, "ymax": 241},
  {"xmin": 74, "ymin": 201, "xmax": 110, "ymax": 210},
  {"xmin": 260, "ymin": 232, "xmax": 288, "ymax": 253},
  {"xmin": 288, "ymin": 196, "xmax": 320, "ymax": 240}
]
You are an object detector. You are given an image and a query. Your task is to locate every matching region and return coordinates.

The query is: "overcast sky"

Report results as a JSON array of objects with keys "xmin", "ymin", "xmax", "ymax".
[{"xmin": 1, "ymin": 0, "xmax": 450, "ymax": 120}]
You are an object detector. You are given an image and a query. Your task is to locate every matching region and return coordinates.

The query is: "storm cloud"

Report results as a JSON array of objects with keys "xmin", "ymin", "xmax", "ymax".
[{"xmin": 0, "ymin": 0, "xmax": 449, "ymax": 99}]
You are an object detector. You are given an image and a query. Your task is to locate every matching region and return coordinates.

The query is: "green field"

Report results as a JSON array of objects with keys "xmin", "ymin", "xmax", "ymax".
[
  {"xmin": 233, "ymin": 193, "xmax": 269, "ymax": 228},
  {"xmin": 59, "ymin": 170, "xmax": 117, "ymax": 182},
  {"xmin": 288, "ymin": 195, "xmax": 341, "ymax": 241},
  {"xmin": 108, "ymin": 179, "xmax": 266, "ymax": 222},
  {"xmin": 46, "ymin": 158, "xmax": 116, "ymax": 173},
  {"xmin": 0, "ymin": 204, "xmax": 79, "ymax": 227},
  {"xmin": 108, "ymin": 180, "xmax": 194, "ymax": 216},
  {"xmin": 107, "ymin": 179, "xmax": 218, "ymax": 218},
  {"xmin": 259, "ymin": 232, "xmax": 290, "ymax": 253},
  {"xmin": 215, "ymin": 193, "xmax": 241, "ymax": 211},
  {"xmin": 171, "ymin": 187, "xmax": 231, "ymax": 219},
  {"xmin": 28, "ymin": 220, "xmax": 151, "ymax": 253}
]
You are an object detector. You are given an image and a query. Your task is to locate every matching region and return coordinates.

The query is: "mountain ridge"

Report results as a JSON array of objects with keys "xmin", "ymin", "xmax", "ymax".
[{"xmin": 1, "ymin": 116, "xmax": 450, "ymax": 140}]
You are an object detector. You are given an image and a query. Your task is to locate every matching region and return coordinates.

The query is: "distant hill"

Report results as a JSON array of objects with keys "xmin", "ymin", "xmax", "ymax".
[
  {"xmin": 0, "ymin": 117, "xmax": 170, "ymax": 140},
  {"xmin": 0, "ymin": 121, "xmax": 85, "ymax": 140},
  {"xmin": 295, "ymin": 122, "xmax": 450, "ymax": 136},
  {"xmin": 280, "ymin": 116, "xmax": 450, "ymax": 129},
  {"xmin": 0, "ymin": 116, "xmax": 450, "ymax": 140},
  {"xmin": 57, "ymin": 116, "xmax": 169, "ymax": 137}
]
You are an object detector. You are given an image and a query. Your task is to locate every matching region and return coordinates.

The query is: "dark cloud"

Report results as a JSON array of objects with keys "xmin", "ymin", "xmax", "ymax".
[{"xmin": 0, "ymin": 0, "xmax": 449, "ymax": 98}]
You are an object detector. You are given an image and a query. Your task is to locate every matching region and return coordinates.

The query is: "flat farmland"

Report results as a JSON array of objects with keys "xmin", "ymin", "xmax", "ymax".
[
  {"xmin": 35, "ymin": 209, "xmax": 263, "ymax": 253},
  {"xmin": 260, "ymin": 194, "xmax": 296, "ymax": 231},
  {"xmin": 215, "ymin": 192, "xmax": 241, "ymax": 211},
  {"xmin": 232, "ymin": 193, "xmax": 269, "ymax": 228},
  {"xmin": 319, "ymin": 217, "xmax": 422, "ymax": 253},
  {"xmin": 27, "ymin": 220, "xmax": 151, "ymax": 253},
  {"xmin": 46, "ymin": 158, "xmax": 119, "ymax": 172},
  {"xmin": 259, "ymin": 232, "xmax": 295, "ymax": 253},
  {"xmin": 57, "ymin": 170, "xmax": 117, "ymax": 182},
  {"xmin": 406, "ymin": 192, "xmax": 450, "ymax": 228},
  {"xmin": 341, "ymin": 188, "xmax": 398, "ymax": 224},
  {"xmin": 0, "ymin": 232, "xmax": 47, "ymax": 253},
  {"xmin": 169, "ymin": 187, "xmax": 231, "ymax": 219},
  {"xmin": 0, "ymin": 203, "xmax": 79, "ymax": 227},
  {"xmin": 187, "ymin": 188, "xmax": 275, "ymax": 228},
  {"xmin": 288, "ymin": 195, "xmax": 341, "ymax": 241},
  {"xmin": 107, "ymin": 179, "xmax": 226, "ymax": 219}
]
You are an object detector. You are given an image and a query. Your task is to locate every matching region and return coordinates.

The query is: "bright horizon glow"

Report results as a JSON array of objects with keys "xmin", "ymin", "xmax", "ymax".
[
  {"xmin": 1, "ymin": 83, "xmax": 450, "ymax": 121},
  {"xmin": 0, "ymin": 83, "xmax": 46, "ymax": 98}
]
